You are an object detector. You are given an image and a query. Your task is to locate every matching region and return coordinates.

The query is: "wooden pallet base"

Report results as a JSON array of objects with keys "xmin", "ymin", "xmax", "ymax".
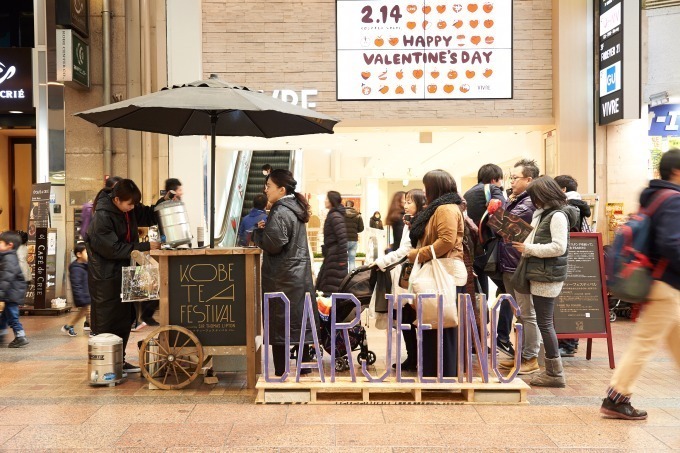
[
  {"xmin": 19, "ymin": 307, "xmax": 71, "ymax": 316},
  {"xmin": 256, "ymin": 376, "xmax": 529, "ymax": 405}
]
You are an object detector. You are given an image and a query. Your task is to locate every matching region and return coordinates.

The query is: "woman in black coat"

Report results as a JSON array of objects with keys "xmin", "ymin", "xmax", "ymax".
[
  {"xmin": 254, "ymin": 169, "xmax": 317, "ymax": 376},
  {"xmin": 316, "ymin": 191, "xmax": 348, "ymax": 294},
  {"xmin": 86, "ymin": 179, "xmax": 165, "ymax": 372}
]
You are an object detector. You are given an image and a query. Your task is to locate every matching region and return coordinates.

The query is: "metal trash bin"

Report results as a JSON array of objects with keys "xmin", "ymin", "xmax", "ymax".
[{"xmin": 88, "ymin": 333, "xmax": 124, "ymax": 386}]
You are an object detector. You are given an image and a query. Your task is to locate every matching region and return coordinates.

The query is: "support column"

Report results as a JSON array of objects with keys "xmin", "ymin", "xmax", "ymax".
[{"xmin": 552, "ymin": 0, "xmax": 595, "ymax": 192}]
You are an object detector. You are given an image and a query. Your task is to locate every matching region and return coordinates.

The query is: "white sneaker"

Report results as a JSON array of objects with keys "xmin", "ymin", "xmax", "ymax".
[{"xmin": 132, "ymin": 322, "xmax": 147, "ymax": 332}]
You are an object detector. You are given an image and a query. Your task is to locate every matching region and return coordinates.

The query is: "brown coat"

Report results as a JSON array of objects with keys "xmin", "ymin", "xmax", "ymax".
[{"xmin": 407, "ymin": 204, "xmax": 464, "ymax": 263}]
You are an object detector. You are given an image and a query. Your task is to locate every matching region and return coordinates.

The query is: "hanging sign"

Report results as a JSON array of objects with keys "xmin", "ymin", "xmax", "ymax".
[
  {"xmin": 57, "ymin": 29, "xmax": 90, "ymax": 89},
  {"xmin": 336, "ymin": 0, "xmax": 513, "ymax": 100},
  {"xmin": 0, "ymin": 48, "xmax": 33, "ymax": 113},
  {"xmin": 56, "ymin": 0, "xmax": 89, "ymax": 38},
  {"xmin": 597, "ymin": 0, "xmax": 640, "ymax": 125}
]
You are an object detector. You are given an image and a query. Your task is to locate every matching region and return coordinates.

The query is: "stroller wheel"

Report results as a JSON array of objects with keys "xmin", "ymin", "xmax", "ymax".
[
  {"xmin": 357, "ymin": 352, "xmax": 366, "ymax": 365},
  {"xmin": 609, "ymin": 310, "xmax": 617, "ymax": 322},
  {"xmin": 335, "ymin": 358, "xmax": 346, "ymax": 372},
  {"xmin": 366, "ymin": 351, "xmax": 377, "ymax": 365}
]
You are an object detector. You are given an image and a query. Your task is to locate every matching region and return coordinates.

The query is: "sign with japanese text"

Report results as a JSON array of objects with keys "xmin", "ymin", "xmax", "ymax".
[
  {"xmin": 649, "ymin": 104, "xmax": 680, "ymax": 137},
  {"xmin": 336, "ymin": 0, "xmax": 513, "ymax": 100},
  {"xmin": 24, "ymin": 183, "xmax": 51, "ymax": 307}
]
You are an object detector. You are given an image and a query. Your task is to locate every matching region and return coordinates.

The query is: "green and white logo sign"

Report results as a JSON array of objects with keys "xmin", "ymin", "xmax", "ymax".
[{"xmin": 72, "ymin": 33, "xmax": 89, "ymax": 87}]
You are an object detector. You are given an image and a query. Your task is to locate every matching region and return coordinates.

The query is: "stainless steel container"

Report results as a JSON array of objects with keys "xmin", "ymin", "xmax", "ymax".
[
  {"xmin": 146, "ymin": 338, "xmax": 159, "ymax": 377},
  {"xmin": 88, "ymin": 333, "xmax": 124, "ymax": 386},
  {"xmin": 155, "ymin": 200, "xmax": 192, "ymax": 247}
]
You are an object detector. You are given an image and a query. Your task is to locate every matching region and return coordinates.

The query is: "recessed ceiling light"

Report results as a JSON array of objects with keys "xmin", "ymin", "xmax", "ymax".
[{"xmin": 9, "ymin": 111, "xmax": 22, "ymax": 114}]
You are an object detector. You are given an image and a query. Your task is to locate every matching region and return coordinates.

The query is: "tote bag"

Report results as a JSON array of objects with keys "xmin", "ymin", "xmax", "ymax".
[{"xmin": 408, "ymin": 245, "xmax": 460, "ymax": 328}]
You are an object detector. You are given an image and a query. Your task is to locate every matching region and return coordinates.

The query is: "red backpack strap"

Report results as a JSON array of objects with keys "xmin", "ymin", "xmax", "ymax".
[{"xmin": 641, "ymin": 189, "xmax": 680, "ymax": 216}]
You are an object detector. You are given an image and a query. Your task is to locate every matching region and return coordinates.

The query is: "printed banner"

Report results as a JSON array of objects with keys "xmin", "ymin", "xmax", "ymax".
[
  {"xmin": 24, "ymin": 183, "xmax": 51, "ymax": 307},
  {"xmin": 337, "ymin": 0, "xmax": 513, "ymax": 100}
]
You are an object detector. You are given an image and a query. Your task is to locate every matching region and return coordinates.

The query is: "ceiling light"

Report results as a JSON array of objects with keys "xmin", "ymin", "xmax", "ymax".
[
  {"xmin": 9, "ymin": 111, "xmax": 23, "ymax": 114},
  {"xmin": 649, "ymin": 91, "xmax": 669, "ymax": 107},
  {"xmin": 402, "ymin": 179, "xmax": 409, "ymax": 187}
]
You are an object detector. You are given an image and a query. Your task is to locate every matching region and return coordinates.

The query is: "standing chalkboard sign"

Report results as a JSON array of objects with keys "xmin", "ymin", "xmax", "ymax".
[
  {"xmin": 168, "ymin": 254, "xmax": 247, "ymax": 346},
  {"xmin": 555, "ymin": 233, "xmax": 615, "ymax": 369}
]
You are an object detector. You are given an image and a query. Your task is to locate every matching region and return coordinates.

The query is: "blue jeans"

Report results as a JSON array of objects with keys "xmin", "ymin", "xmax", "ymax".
[
  {"xmin": 1, "ymin": 302, "xmax": 25, "ymax": 337},
  {"xmin": 347, "ymin": 241, "xmax": 358, "ymax": 271}
]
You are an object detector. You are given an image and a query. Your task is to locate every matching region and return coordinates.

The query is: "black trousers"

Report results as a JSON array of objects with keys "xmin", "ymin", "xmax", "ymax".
[
  {"xmin": 401, "ymin": 304, "xmax": 418, "ymax": 363},
  {"xmin": 271, "ymin": 344, "xmax": 311, "ymax": 376},
  {"xmin": 141, "ymin": 300, "xmax": 159, "ymax": 323},
  {"xmin": 90, "ymin": 275, "xmax": 133, "ymax": 360},
  {"xmin": 421, "ymin": 327, "xmax": 458, "ymax": 377}
]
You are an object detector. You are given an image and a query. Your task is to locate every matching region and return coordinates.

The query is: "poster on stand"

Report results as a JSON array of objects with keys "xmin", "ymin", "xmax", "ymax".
[
  {"xmin": 337, "ymin": 0, "xmax": 513, "ymax": 100},
  {"xmin": 24, "ymin": 183, "xmax": 51, "ymax": 307}
]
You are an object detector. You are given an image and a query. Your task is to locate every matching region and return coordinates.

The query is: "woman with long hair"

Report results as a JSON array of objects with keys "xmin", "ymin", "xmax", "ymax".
[
  {"xmin": 373, "ymin": 188, "xmax": 427, "ymax": 371},
  {"xmin": 386, "ymin": 191, "xmax": 406, "ymax": 251},
  {"xmin": 87, "ymin": 179, "xmax": 165, "ymax": 373},
  {"xmin": 512, "ymin": 176, "xmax": 578, "ymax": 387},
  {"xmin": 407, "ymin": 170, "xmax": 467, "ymax": 377},
  {"xmin": 254, "ymin": 169, "xmax": 316, "ymax": 376},
  {"xmin": 369, "ymin": 211, "xmax": 384, "ymax": 230},
  {"xmin": 316, "ymin": 191, "xmax": 348, "ymax": 294}
]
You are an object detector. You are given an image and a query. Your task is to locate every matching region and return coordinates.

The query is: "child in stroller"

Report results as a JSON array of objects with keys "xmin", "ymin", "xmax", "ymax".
[{"xmin": 313, "ymin": 266, "xmax": 377, "ymax": 371}]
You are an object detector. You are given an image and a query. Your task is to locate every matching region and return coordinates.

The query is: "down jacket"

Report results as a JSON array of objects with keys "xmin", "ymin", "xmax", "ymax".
[
  {"xmin": 0, "ymin": 250, "xmax": 27, "ymax": 305},
  {"xmin": 316, "ymin": 206, "xmax": 348, "ymax": 293},
  {"xmin": 497, "ymin": 192, "xmax": 535, "ymax": 273},
  {"xmin": 344, "ymin": 207, "xmax": 364, "ymax": 242},
  {"xmin": 253, "ymin": 195, "xmax": 317, "ymax": 345},
  {"xmin": 86, "ymin": 190, "xmax": 157, "ymax": 302}
]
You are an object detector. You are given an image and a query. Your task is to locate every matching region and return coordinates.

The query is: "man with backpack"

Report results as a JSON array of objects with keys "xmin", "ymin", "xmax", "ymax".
[{"xmin": 600, "ymin": 149, "xmax": 680, "ymax": 420}]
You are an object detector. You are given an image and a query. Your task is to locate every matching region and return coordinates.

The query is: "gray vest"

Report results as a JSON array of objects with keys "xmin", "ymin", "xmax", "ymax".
[{"xmin": 525, "ymin": 208, "xmax": 569, "ymax": 283}]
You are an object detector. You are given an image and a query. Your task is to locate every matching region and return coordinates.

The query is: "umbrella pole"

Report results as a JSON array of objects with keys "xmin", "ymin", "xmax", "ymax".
[{"xmin": 210, "ymin": 113, "xmax": 217, "ymax": 248}]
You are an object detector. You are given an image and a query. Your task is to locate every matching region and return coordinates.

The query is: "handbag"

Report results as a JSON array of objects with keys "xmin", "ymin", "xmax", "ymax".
[
  {"xmin": 408, "ymin": 245, "xmax": 459, "ymax": 328},
  {"xmin": 510, "ymin": 256, "xmax": 532, "ymax": 295},
  {"xmin": 398, "ymin": 262, "xmax": 413, "ymax": 289}
]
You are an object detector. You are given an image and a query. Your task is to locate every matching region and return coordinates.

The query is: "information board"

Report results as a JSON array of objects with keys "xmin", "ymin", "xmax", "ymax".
[
  {"xmin": 336, "ymin": 0, "xmax": 513, "ymax": 100},
  {"xmin": 24, "ymin": 183, "xmax": 51, "ymax": 307},
  {"xmin": 168, "ymin": 254, "xmax": 247, "ymax": 347},
  {"xmin": 555, "ymin": 234, "xmax": 608, "ymax": 335}
]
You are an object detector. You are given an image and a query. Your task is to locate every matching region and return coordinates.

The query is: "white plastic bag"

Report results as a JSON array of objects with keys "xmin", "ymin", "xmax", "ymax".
[{"xmin": 409, "ymin": 245, "xmax": 460, "ymax": 328}]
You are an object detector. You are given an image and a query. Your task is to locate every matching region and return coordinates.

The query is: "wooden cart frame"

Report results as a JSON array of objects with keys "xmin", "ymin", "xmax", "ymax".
[{"xmin": 139, "ymin": 249, "xmax": 262, "ymax": 389}]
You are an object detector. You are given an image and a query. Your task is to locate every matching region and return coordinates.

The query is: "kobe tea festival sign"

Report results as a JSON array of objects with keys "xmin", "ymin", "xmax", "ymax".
[{"xmin": 336, "ymin": 1, "xmax": 513, "ymax": 100}]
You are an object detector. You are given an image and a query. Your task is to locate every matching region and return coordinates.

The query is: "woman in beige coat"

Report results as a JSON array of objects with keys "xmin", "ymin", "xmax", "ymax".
[{"xmin": 407, "ymin": 169, "xmax": 467, "ymax": 376}]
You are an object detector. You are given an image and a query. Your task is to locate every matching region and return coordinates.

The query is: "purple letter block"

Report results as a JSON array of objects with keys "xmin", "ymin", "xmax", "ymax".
[{"xmin": 263, "ymin": 292, "xmax": 290, "ymax": 383}]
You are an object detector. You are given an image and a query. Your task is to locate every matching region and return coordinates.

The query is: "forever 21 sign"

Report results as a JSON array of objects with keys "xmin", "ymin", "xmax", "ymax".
[{"xmin": 598, "ymin": 0, "xmax": 623, "ymax": 124}]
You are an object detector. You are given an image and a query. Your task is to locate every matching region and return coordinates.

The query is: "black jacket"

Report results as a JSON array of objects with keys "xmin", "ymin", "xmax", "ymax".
[
  {"xmin": 344, "ymin": 207, "xmax": 364, "ymax": 241},
  {"xmin": 69, "ymin": 261, "xmax": 91, "ymax": 307},
  {"xmin": 369, "ymin": 216, "xmax": 383, "ymax": 229},
  {"xmin": 0, "ymin": 250, "xmax": 27, "ymax": 305},
  {"xmin": 464, "ymin": 183, "xmax": 505, "ymax": 226},
  {"xmin": 86, "ymin": 191, "xmax": 157, "ymax": 285},
  {"xmin": 317, "ymin": 206, "xmax": 348, "ymax": 293},
  {"xmin": 568, "ymin": 199, "xmax": 592, "ymax": 232},
  {"xmin": 253, "ymin": 196, "xmax": 317, "ymax": 344},
  {"xmin": 640, "ymin": 179, "xmax": 680, "ymax": 290}
]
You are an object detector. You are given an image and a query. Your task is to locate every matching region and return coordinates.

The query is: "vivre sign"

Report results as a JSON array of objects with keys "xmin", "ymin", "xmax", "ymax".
[{"xmin": 598, "ymin": 0, "xmax": 624, "ymax": 124}]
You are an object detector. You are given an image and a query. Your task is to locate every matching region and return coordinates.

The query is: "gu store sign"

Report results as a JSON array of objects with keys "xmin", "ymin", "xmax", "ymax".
[{"xmin": 0, "ymin": 48, "xmax": 33, "ymax": 113}]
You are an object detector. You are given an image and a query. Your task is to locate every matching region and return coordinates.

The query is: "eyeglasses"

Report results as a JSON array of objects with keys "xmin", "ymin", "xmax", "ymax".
[{"xmin": 509, "ymin": 176, "xmax": 528, "ymax": 182}]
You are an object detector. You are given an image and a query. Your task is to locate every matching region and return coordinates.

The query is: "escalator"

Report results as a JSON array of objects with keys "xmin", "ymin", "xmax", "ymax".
[
  {"xmin": 215, "ymin": 150, "xmax": 293, "ymax": 247},
  {"xmin": 241, "ymin": 151, "xmax": 293, "ymax": 217}
]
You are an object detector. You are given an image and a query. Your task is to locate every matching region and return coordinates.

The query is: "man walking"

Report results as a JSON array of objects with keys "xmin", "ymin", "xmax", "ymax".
[
  {"xmin": 600, "ymin": 149, "xmax": 680, "ymax": 420},
  {"xmin": 344, "ymin": 200, "xmax": 364, "ymax": 271}
]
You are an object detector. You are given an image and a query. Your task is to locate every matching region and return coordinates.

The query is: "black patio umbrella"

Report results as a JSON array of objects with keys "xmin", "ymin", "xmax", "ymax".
[{"xmin": 76, "ymin": 75, "xmax": 338, "ymax": 247}]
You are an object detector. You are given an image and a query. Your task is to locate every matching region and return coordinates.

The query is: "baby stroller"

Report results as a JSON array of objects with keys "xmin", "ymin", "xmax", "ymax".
[
  {"xmin": 311, "ymin": 266, "xmax": 377, "ymax": 371},
  {"xmin": 604, "ymin": 245, "xmax": 634, "ymax": 322}
]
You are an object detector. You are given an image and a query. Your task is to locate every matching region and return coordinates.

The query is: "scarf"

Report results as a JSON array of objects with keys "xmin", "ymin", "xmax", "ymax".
[{"xmin": 409, "ymin": 192, "xmax": 462, "ymax": 247}]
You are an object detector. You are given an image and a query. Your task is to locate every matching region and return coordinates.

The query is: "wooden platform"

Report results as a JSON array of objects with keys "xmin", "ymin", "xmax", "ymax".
[
  {"xmin": 256, "ymin": 376, "xmax": 529, "ymax": 405},
  {"xmin": 19, "ymin": 307, "xmax": 71, "ymax": 316}
]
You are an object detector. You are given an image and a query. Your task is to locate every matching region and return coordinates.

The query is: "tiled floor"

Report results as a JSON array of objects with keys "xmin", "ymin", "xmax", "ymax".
[{"xmin": 0, "ymin": 311, "xmax": 678, "ymax": 451}]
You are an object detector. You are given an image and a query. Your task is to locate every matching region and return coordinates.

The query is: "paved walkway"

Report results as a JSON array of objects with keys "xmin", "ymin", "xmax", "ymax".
[{"xmin": 0, "ymin": 312, "xmax": 678, "ymax": 451}]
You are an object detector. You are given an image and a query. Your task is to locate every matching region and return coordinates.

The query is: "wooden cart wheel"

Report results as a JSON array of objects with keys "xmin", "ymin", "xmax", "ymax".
[{"xmin": 139, "ymin": 325, "xmax": 204, "ymax": 390}]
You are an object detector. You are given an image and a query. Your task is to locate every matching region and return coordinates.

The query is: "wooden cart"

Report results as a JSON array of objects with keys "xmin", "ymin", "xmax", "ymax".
[{"xmin": 138, "ymin": 248, "xmax": 262, "ymax": 389}]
